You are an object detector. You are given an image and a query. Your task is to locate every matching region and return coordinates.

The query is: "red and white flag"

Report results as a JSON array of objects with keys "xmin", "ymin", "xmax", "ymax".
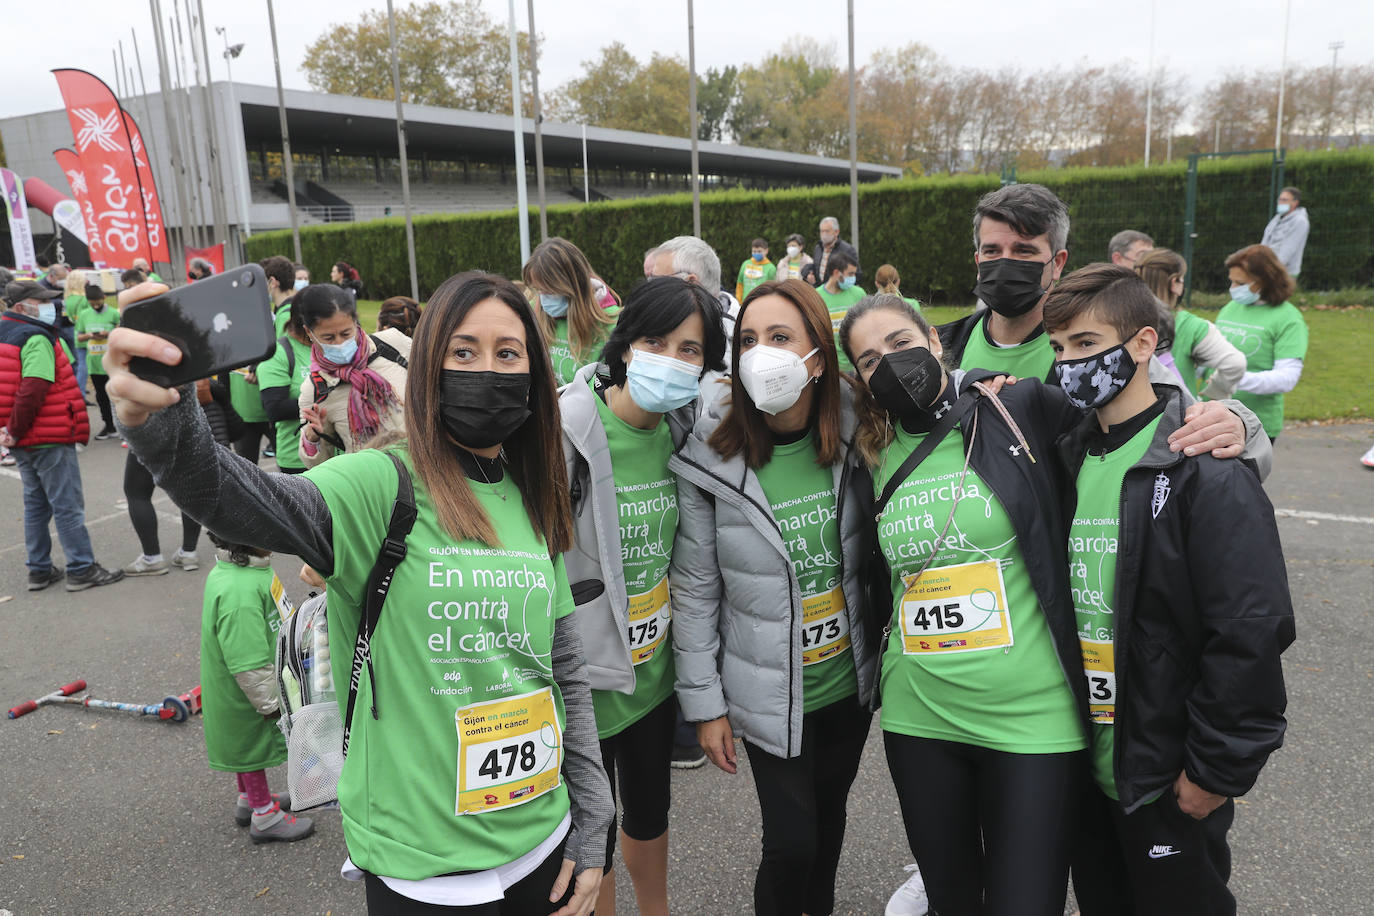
[
  {"xmin": 120, "ymin": 109, "xmax": 170, "ymax": 263},
  {"xmin": 53, "ymin": 149, "xmax": 108, "ymax": 268},
  {"xmin": 51, "ymin": 68, "xmax": 158, "ymax": 268}
]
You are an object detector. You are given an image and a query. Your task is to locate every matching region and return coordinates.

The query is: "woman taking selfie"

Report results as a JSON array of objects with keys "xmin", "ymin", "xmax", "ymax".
[
  {"xmin": 669, "ymin": 278, "xmax": 879, "ymax": 916},
  {"xmin": 105, "ymin": 275, "xmax": 613, "ymax": 916}
]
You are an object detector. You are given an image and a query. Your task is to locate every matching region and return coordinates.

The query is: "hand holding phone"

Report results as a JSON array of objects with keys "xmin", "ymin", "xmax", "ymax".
[{"xmin": 118, "ymin": 266, "xmax": 275, "ymax": 389}]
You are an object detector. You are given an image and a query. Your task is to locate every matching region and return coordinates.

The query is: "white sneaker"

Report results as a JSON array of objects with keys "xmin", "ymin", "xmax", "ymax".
[
  {"xmin": 885, "ymin": 863, "xmax": 930, "ymax": 916},
  {"xmin": 172, "ymin": 549, "xmax": 199, "ymax": 571},
  {"xmin": 122, "ymin": 555, "xmax": 169, "ymax": 577},
  {"xmin": 1361, "ymin": 443, "xmax": 1374, "ymax": 468}
]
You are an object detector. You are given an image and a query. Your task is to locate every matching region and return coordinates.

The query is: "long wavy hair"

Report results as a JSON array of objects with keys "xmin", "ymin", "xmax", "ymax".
[
  {"xmin": 522, "ymin": 238, "xmax": 614, "ymax": 364},
  {"xmin": 402, "ymin": 273, "xmax": 573, "ymax": 552}
]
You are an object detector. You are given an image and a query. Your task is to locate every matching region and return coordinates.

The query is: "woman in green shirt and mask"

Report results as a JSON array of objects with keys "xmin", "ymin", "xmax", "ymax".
[{"xmin": 104, "ymin": 274, "xmax": 613, "ymax": 916}]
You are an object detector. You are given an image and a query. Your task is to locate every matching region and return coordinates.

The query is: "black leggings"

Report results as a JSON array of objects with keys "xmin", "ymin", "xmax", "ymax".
[
  {"xmin": 124, "ymin": 450, "xmax": 200, "ymax": 557},
  {"xmin": 743, "ymin": 694, "xmax": 871, "ymax": 916},
  {"xmin": 362, "ymin": 836, "xmax": 573, "ymax": 914},
  {"xmin": 233, "ymin": 421, "xmax": 270, "ymax": 463},
  {"xmin": 598, "ymin": 694, "xmax": 675, "ymax": 871},
  {"xmin": 883, "ymin": 733, "xmax": 1080, "ymax": 916},
  {"xmin": 90, "ymin": 374, "xmax": 113, "ymax": 428}
]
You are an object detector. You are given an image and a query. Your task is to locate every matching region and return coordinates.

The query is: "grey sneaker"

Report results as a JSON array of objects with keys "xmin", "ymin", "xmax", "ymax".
[
  {"xmin": 172, "ymin": 550, "xmax": 199, "ymax": 571},
  {"xmin": 670, "ymin": 743, "xmax": 708, "ymax": 769},
  {"xmin": 65, "ymin": 564, "xmax": 124, "ymax": 591},
  {"xmin": 27, "ymin": 566, "xmax": 65, "ymax": 591},
  {"xmin": 235, "ymin": 791, "xmax": 291, "ymax": 827},
  {"xmin": 249, "ymin": 804, "xmax": 314, "ymax": 843},
  {"xmin": 123, "ymin": 555, "xmax": 170, "ymax": 577}
]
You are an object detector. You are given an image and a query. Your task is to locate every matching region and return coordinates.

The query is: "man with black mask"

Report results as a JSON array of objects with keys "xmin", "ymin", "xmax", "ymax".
[{"xmin": 937, "ymin": 183, "xmax": 1069, "ymax": 382}]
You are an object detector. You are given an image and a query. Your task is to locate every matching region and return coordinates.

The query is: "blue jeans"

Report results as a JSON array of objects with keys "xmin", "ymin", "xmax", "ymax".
[
  {"xmin": 11, "ymin": 444, "xmax": 94, "ymax": 574},
  {"xmin": 75, "ymin": 347, "xmax": 89, "ymax": 398}
]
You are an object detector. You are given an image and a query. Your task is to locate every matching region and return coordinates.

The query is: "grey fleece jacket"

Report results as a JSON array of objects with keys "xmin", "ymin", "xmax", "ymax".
[{"xmin": 117, "ymin": 390, "xmax": 614, "ymax": 874}]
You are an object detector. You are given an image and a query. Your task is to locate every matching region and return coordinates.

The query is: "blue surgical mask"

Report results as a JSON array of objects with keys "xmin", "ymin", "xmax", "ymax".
[
  {"xmin": 293, "ymin": 278, "xmax": 309, "ymax": 291},
  {"xmin": 313, "ymin": 332, "xmax": 359, "ymax": 365},
  {"xmin": 839, "ymin": 275, "xmax": 857, "ymax": 291},
  {"xmin": 1229, "ymin": 284, "xmax": 1261, "ymax": 306},
  {"xmin": 625, "ymin": 348, "xmax": 700, "ymax": 413},
  {"xmin": 32, "ymin": 303, "xmax": 57, "ymax": 325},
  {"xmin": 752, "ymin": 252, "xmax": 765, "ymax": 262},
  {"xmin": 539, "ymin": 293, "xmax": 570, "ymax": 318},
  {"xmin": 1276, "ymin": 203, "xmax": 1291, "ymax": 215}
]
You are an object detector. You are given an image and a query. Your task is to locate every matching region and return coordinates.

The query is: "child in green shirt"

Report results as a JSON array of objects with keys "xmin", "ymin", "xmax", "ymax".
[
  {"xmin": 1044, "ymin": 264, "xmax": 1293, "ymax": 916},
  {"xmin": 200, "ymin": 531, "xmax": 314, "ymax": 844},
  {"xmin": 735, "ymin": 237, "xmax": 777, "ymax": 302}
]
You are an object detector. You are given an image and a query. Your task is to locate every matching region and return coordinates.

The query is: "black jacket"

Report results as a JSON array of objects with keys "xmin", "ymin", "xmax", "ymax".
[
  {"xmin": 1056, "ymin": 387, "xmax": 1294, "ymax": 813},
  {"xmin": 810, "ymin": 238, "xmax": 859, "ymax": 287},
  {"xmin": 936, "ymin": 308, "xmax": 1053, "ymax": 381},
  {"xmin": 868, "ymin": 368, "xmax": 1091, "ymax": 727}
]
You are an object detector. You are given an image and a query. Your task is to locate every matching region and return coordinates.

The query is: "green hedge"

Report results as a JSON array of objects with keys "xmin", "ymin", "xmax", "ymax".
[{"xmin": 246, "ymin": 149, "xmax": 1374, "ymax": 304}]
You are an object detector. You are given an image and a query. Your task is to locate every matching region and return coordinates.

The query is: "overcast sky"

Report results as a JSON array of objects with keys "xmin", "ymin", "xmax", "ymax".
[{"xmin": 3, "ymin": 0, "xmax": 1366, "ymax": 128}]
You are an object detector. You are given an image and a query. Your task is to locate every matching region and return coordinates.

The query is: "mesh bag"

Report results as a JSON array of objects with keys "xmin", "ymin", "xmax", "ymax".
[
  {"xmin": 276, "ymin": 593, "xmax": 345, "ymax": 809},
  {"xmin": 284, "ymin": 700, "xmax": 346, "ymax": 810}
]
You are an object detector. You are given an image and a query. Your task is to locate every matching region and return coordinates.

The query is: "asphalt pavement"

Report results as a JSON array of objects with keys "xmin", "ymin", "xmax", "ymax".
[{"xmin": 1, "ymin": 421, "xmax": 1370, "ymax": 915}]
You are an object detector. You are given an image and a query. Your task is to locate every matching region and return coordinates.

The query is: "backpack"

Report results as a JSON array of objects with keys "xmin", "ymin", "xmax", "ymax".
[{"xmin": 274, "ymin": 451, "xmax": 417, "ymax": 809}]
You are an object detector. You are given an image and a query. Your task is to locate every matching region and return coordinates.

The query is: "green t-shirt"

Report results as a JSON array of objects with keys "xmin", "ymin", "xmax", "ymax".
[
  {"xmin": 736, "ymin": 258, "xmax": 777, "ymax": 300},
  {"xmin": 74, "ymin": 304, "xmax": 120, "ymax": 375},
  {"xmin": 902, "ymin": 296, "xmax": 924, "ymax": 315},
  {"xmin": 19, "ymin": 333, "xmax": 74, "ymax": 383},
  {"xmin": 548, "ymin": 309, "xmax": 620, "ymax": 387},
  {"xmin": 1069, "ymin": 415, "xmax": 1162, "ymax": 799},
  {"xmin": 873, "ymin": 424, "xmax": 1083, "ymax": 753},
  {"xmin": 255, "ymin": 335, "xmax": 311, "ymax": 471},
  {"xmin": 273, "ymin": 300, "xmax": 293, "ymax": 339},
  {"xmin": 1215, "ymin": 300, "xmax": 1308, "ymax": 437},
  {"xmin": 199, "ymin": 560, "xmax": 291, "ymax": 772},
  {"xmin": 587, "ymin": 385, "xmax": 679, "ymax": 738},
  {"xmin": 64, "ymin": 294, "xmax": 89, "ymax": 343},
  {"xmin": 1169, "ymin": 309, "xmax": 1210, "ymax": 398},
  {"xmin": 755, "ymin": 435, "xmax": 858, "ymax": 713},
  {"xmin": 229, "ymin": 367, "xmax": 269, "ymax": 423},
  {"xmin": 305, "ymin": 448, "xmax": 574, "ymax": 880},
  {"xmin": 959, "ymin": 313, "xmax": 1056, "ymax": 382},
  {"xmin": 819, "ymin": 284, "xmax": 867, "ymax": 373}
]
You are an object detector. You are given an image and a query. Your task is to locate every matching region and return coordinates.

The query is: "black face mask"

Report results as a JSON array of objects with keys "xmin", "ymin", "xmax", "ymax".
[
  {"xmin": 438, "ymin": 370, "xmax": 532, "ymax": 450},
  {"xmin": 973, "ymin": 256, "xmax": 1054, "ymax": 318},
  {"xmin": 868, "ymin": 346, "xmax": 950, "ymax": 433}
]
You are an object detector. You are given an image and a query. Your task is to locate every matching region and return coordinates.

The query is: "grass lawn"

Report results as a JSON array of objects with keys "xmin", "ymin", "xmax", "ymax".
[{"xmin": 359, "ymin": 299, "xmax": 1371, "ymax": 424}]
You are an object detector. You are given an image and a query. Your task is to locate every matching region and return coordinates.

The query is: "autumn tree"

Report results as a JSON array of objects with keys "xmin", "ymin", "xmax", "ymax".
[
  {"xmin": 301, "ymin": 0, "xmax": 532, "ymax": 112},
  {"xmin": 545, "ymin": 43, "xmax": 691, "ymax": 137}
]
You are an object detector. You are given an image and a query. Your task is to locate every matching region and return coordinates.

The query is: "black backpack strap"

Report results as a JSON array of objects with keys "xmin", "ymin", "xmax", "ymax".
[
  {"xmin": 368, "ymin": 336, "xmax": 409, "ymax": 369},
  {"xmin": 278, "ymin": 335, "xmax": 294, "ymax": 378},
  {"xmin": 874, "ymin": 389, "xmax": 980, "ymax": 520},
  {"xmin": 342, "ymin": 451, "xmax": 418, "ymax": 756}
]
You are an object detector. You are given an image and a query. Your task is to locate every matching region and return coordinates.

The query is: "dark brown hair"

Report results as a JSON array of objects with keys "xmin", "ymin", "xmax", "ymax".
[
  {"xmin": 836, "ymin": 294, "xmax": 937, "ymax": 468},
  {"xmin": 708, "ymin": 279, "xmax": 845, "ymax": 469},
  {"xmin": 403, "ymin": 273, "xmax": 572, "ymax": 553},
  {"xmin": 1224, "ymin": 244, "xmax": 1295, "ymax": 306},
  {"xmin": 376, "ymin": 296, "xmax": 423, "ymax": 336},
  {"xmin": 1134, "ymin": 247, "xmax": 1187, "ymax": 307},
  {"xmin": 1042, "ymin": 263, "xmax": 1161, "ymax": 345}
]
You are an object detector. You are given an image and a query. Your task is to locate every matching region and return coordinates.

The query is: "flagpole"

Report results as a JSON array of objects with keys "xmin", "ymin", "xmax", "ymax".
[
  {"xmin": 507, "ymin": 0, "xmax": 530, "ymax": 265},
  {"xmin": 265, "ymin": 0, "xmax": 301, "ymax": 262},
  {"xmin": 385, "ymin": 0, "xmax": 419, "ymax": 301},
  {"xmin": 846, "ymin": 0, "xmax": 859, "ymax": 255},
  {"xmin": 527, "ymin": 0, "xmax": 547, "ymax": 241},
  {"xmin": 192, "ymin": 0, "xmax": 229, "ymax": 256},
  {"xmin": 148, "ymin": 0, "xmax": 192, "ymax": 279},
  {"xmin": 687, "ymin": 0, "xmax": 700, "ymax": 238},
  {"xmin": 170, "ymin": 4, "xmax": 207, "ymax": 249}
]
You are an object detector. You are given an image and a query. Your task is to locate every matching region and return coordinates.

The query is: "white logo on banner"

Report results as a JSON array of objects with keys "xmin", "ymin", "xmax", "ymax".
[
  {"xmin": 64, "ymin": 169, "xmax": 87, "ymax": 196},
  {"xmin": 73, "ymin": 107, "xmax": 123, "ymax": 153}
]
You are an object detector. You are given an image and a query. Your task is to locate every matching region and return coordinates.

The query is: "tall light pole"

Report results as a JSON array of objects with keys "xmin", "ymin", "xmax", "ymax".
[
  {"xmin": 265, "ymin": 0, "xmax": 300, "ymax": 261},
  {"xmin": 1274, "ymin": 0, "xmax": 1292, "ymax": 150},
  {"xmin": 507, "ymin": 0, "xmax": 530, "ymax": 264},
  {"xmin": 1327, "ymin": 40, "xmax": 1344, "ymax": 149},
  {"xmin": 385, "ymin": 0, "xmax": 419, "ymax": 300},
  {"xmin": 216, "ymin": 27, "xmax": 252, "ymax": 237},
  {"xmin": 1144, "ymin": 0, "xmax": 1156, "ymax": 165},
  {"xmin": 847, "ymin": 0, "xmax": 859, "ymax": 254},
  {"xmin": 687, "ymin": 0, "xmax": 701, "ymax": 238},
  {"xmin": 527, "ymin": 0, "xmax": 547, "ymax": 241}
]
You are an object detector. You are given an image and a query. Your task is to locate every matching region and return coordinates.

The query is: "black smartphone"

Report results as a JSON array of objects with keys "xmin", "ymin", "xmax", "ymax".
[{"xmin": 120, "ymin": 265, "xmax": 276, "ymax": 388}]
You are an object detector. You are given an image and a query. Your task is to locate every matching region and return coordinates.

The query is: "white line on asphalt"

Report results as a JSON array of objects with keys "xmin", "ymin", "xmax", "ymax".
[{"xmin": 1275, "ymin": 508, "xmax": 1374, "ymax": 525}]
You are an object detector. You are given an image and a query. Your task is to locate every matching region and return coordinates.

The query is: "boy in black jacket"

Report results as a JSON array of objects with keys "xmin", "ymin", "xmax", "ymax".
[{"xmin": 1044, "ymin": 264, "xmax": 1295, "ymax": 916}]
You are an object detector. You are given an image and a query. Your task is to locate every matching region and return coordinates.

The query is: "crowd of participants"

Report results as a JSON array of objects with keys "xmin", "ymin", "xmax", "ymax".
[{"xmin": 5, "ymin": 180, "xmax": 1311, "ymax": 915}]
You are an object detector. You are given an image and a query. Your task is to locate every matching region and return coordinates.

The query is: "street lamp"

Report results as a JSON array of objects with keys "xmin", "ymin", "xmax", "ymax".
[{"xmin": 215, "ymin": 27, "xmax": 252, "ymax": 237}]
